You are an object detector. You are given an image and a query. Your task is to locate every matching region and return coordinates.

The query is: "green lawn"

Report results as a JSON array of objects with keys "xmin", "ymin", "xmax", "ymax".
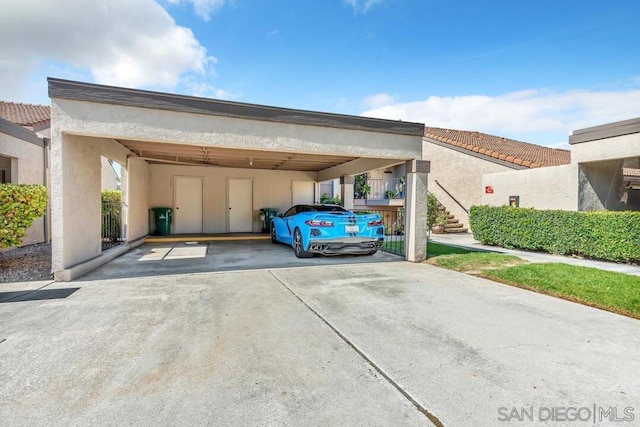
[
  {"xmin": 381, "ymin": 241, "xmax": 477, "ymax": 257},
  {"xmin": 427, "ymin": 252, "xmax": 525, "ymax": 272},
  {"xmin": 382, "ymin": 241, "xmax": 640, "ymax": 318},
  {"xmin": 424, "ymin": 250, "xmax": 640, "ymax": 319},
  {"xmin": 381, "ymin": 240, "xmax": 404, "ymax": 253},
  {"xmin": 481, "ymin": 263, "xmax": 640, "ymax": 319}
]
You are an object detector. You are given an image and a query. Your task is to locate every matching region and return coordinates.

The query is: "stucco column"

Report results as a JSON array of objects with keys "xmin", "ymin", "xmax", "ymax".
[
  {"xmin": 51, "ymin": 133, "xmax": 102, "ymax": 280},
  {"xmin": 340, "ymin": 175, "xmax": 354, "ymax": 209},
  {"xmin": 404, "ymin": 159, "xmax": 430, "ymax": 262}
]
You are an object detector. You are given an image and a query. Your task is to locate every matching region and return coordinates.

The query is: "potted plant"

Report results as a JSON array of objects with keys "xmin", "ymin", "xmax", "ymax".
[
  {"xmin": 385, "ymin": 190, "xmax": 397, "ymax": 199},
  {"xmin": 397, "ymin": 176, "xmax": 405, "ymax": 198},
  {"xmin": 393, "ymin": 222, "xmax": 404, "ymax": 235},
  {"xmin": 432, "ymin": 212, "xmax": 448, "ymax": 234},
  {"xmin": 355, "ymin": 173, "xmax": 370, "ymax": 199},
  {"xmin": 361, "ymin": 183, "xmax": 371, "ymax": 199}
]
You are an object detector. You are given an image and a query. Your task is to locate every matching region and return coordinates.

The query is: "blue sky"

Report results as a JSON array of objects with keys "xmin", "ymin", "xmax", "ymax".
[{"xmin": 3, "ymin": 0, "xmax": 640, "ymax": 147}]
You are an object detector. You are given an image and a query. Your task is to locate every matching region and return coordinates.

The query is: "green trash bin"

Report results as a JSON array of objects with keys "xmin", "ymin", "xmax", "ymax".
[
  {"xmin": 260, "ymin": 208, "xmax": 279, "ymax": 233},
  {"xmin": 152, "ymin": 207, "xmax": 173, "ymax": 236}
]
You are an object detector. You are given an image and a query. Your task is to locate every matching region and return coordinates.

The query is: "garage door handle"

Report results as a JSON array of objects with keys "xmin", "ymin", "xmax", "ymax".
[
  {"xmin": 176, "ymin": 207, "xmax": 179, "ymax": 210},
  {"xmin": 229, "ymin": 207, "xmax": 231, "ymax": 210}
]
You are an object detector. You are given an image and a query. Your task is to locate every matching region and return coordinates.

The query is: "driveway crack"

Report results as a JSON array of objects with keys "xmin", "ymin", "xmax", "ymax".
[{"xmin": 269, "ymin": 270, "xmax": 444, "ymax": 427}]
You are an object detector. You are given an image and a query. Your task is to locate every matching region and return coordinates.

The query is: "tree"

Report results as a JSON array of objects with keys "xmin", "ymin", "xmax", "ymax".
[{"xmin": 427, "ymin": 192, "xmax": 439, "ymax": 233}]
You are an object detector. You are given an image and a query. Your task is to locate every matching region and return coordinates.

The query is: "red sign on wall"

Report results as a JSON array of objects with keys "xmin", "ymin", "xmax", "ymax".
[{"xmin": 485, "ymin": 185, "xmax": 494, "ymax": 194}]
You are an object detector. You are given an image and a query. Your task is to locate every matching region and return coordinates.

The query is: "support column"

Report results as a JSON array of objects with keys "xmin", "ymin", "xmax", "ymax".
[
  {"xmin": 340, "ymin": 175, "xmax": 354, "ymax": 210},
  {"xmin": 404, "ymin": 159, "xmax": 430, "ymax": 262},
  {"xmin": 51, "ymin": 133, "xmax": 102, "ymax": 280}
]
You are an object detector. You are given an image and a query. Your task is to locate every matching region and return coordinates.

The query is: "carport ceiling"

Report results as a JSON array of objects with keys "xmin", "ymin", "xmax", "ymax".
[{"xmin": 118, "ymin": 139, "xmax": 358, "ymax": 171}]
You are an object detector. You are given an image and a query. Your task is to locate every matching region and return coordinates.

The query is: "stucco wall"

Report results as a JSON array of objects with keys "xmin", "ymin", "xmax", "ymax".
[
  {"xmin": 52, "ymin": 99, "xmax": 422, "ymax": 163},
  {"xmin": 482, "ymin": 164, "xmax": 579, "ymax": 210},
  {"xmin": 149, "ymin": 164, "xmax": 317, "ymax": 233},
  {"xmin": 572, "ymin": 132, "xmax": 640, "ymax": 163},
  {"xmin": 101, "ymin": 157, "xmax": 119, "ymax": 190},
  {"xmin": 577, "ymin": 160, "xmax": 633, "ymax": 211},
  {"xmin": 51, "ymin": 134, "xmax": 130, "ymax": 271},
  {"xmin": 423, "ymin": 140, "xmax": 514, "ymax": 226},
  {"xmin": 126, "ymin": 158, "xmax": 151, "ymax": 240},
  {"xmin": 0, "ymin": 131, "xmax": 46, "ymax": 245}
]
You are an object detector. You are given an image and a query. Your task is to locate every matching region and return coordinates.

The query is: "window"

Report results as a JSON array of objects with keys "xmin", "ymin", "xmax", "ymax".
[
  {"xmin": 283, "ymin": 207, "xmax": 298, "ymax": 217},
  {"xmin": 0, "ymin": 155, "xmax": 11, "ymax": 183}
]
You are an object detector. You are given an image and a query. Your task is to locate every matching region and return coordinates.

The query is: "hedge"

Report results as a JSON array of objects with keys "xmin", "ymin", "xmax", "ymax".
[
  {"xmin": 469, "ymin": 205, "xmax": 640, "ymax": 263},
  {"xmin": 0, "ymin": 184, "xmax": 48, "ymax": 248},
  {"xmin": 101, "ymin": 190, "xmax": 121, "ymax": 204},
  {"xmin": 101, "ymin": 190, "xmax": 122, "ymax": 242}
]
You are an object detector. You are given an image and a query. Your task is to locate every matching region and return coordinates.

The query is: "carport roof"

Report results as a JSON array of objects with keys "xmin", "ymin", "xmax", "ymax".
[
  {"xmin": 48, "ymin": 78, "xmax": 424, "ymax": 137},
  {"xmin": 117, "ymin": 139, "xmax": 361, "ymax": 171}
]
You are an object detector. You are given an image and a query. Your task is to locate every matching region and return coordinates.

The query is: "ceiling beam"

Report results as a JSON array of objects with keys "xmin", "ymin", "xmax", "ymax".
[{"xmin": 317, "ymin": 158, "xmax": 407, "ymax": 181}]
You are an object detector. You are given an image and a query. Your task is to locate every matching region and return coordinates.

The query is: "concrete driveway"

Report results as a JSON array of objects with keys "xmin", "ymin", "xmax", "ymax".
[{"xmin": 1, "ymin": 246, "xmax": 639, "ymax": 426}]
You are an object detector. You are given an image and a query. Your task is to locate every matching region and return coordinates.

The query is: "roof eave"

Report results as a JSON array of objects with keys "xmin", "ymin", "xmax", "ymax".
[{"xmin": 48, "ymin": 78, "xmax": 425, "ymax": 137}]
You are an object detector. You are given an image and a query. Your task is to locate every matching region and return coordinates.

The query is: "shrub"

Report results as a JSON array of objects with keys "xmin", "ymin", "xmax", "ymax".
[
  {"xmin": 469, "ymin": 205, "xmax": 640, "ymax": 263},
  {"xmin": 101, "ymin": 190, "xmax": 121, "ymax": 242},
  {"xmin": 0, "ymin": 184, "xmax": 48, "ymax": 248},
  {"xmin": 320, "ymin": 193, "xmax": 341, "ymax": 204},
  {"xmin": 427, "ymin": 192, "xmax": 439, "ymax": 230}
]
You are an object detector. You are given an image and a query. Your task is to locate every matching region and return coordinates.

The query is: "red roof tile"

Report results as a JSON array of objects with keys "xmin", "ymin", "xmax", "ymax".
[
  {"xmin": 0, "ymin": 102, "xmax": 50, "ymax": 127},
  {"xmin": 424, "ymin": 127, "xmax": 571, "ymax": 168}
]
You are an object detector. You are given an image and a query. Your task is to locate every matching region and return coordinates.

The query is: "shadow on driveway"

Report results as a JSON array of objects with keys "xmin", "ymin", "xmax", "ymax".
[{"xmin": 0, "ymin": 287, "xmax": 80, "ymax": 303}]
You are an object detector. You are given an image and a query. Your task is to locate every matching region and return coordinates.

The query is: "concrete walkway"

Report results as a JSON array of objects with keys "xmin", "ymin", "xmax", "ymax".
[
  {"xmin": 429, "ymin": 233, "xmax": 640, "ymax": 277},
  {"xmin": 1, "ymin": 259, "xmax": 639, "ymax": 426}
]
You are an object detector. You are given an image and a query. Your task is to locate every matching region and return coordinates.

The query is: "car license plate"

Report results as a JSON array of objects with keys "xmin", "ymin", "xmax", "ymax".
[{"xmin": 345, "ymin": 225, "xmax": 358, "ymax": 233}]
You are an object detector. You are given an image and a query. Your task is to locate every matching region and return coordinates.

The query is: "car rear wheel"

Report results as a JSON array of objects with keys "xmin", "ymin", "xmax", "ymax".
[
  {"xmin": 293, "ymin": 228, "xmax": 313, "ymax": 258},
  {"xmin": 271, "ymin": 224, "xmax": 278, "ymax": 244}
]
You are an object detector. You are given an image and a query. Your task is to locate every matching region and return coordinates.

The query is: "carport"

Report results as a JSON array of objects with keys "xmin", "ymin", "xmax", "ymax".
[{"xmin": 48, "ymin": 79, "xmax": 428, "ymax": 281}]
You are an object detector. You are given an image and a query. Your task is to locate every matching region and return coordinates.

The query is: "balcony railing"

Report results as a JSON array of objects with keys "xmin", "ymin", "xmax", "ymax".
[{"xmin": 362, "ymin": 178, "xmax": 405, "ymax": 200}]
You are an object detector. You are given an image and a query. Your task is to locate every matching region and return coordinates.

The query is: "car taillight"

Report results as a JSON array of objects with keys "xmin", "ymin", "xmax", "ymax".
[
  {"xmin": 305, "ymin": 220, "xmax": 334, "ymax": 227},
  {"xmin": 368, "ymin": 220, "xmax": 383, "ymax": 226}
]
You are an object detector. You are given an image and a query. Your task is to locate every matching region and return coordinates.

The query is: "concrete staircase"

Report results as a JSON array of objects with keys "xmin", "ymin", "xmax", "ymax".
[
  {"xmin": 443, "ymin": 210, "xmax": 468, "ymax": 233},
  {"xmin": 433, "ymin": 203, "xmax": 468, "ymax": 234}
]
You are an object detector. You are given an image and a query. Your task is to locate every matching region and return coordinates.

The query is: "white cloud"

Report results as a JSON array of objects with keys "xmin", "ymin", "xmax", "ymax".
[
  {"xmin": 345, "ymin": 0, "xmax": 385, "ymax": 13},
  {"xmin": 166, "ymin": 0, "xmax": 227, "ymax": 21},
  {"xmin": 0, "ymin": 0, "xmax": 216, "ymax": 101},
  {"xmin": 181, "ymin": 77, "xmax": 235, "ymax": 100},
  {"xmin": 362, "ymin": 92, "xmax": 397, "ymax": 108},
  {"xmin": 361, "ymin": 87, "xmax": 640, "ymax": 144}
]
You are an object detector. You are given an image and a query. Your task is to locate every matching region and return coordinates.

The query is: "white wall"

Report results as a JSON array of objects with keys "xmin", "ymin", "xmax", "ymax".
[
  {"xmin": 572, "ymin": 132, "xmax": 640, "ymax": 163},
  {"xmin": 101, "ymin": 157, "xmax": 119, "ymax": 190},
  {"xmin": 0, "ymin": 131, "xmax": 46, "ymax": 245},
  {"xmin": 149, "ymin": 164, "xmax": 317, "ymax": 233},
  {"xmin": 126, "ymin": 158, "xmax": 151, "ymax": 240},
  {"xmin": 423, "ymin": 140, "xmax": 514, "ymax": 226},
  {"xmin": 50, "ymin": 133, "xmax": 131, "ymax": 272},
  {"xmin": 53, "ymin": 99, "xmax": 422, "ymax": 162},
  {"xmin": 482, "ymin": 164, "xmax": 579, "ymax": 210}
]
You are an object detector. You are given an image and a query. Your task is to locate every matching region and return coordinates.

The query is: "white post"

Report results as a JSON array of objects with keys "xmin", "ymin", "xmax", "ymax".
[
  {"xmin": 404, "ymin": 160, "xmax": 430, "ymax": 262},
  {"xmin": 340, "ymin": 175, "xmax": 354, "ymax": 210}
]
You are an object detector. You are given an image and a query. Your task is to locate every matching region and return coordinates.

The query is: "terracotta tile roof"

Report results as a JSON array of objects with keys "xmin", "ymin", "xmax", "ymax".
[
  {"xmin": 0, "ymin": 102, "xmax": 50, "ymax": 127},
  {"xmin": 424, "ymin": 127, "xmax": 571, "ymax": 168},
  {"xmin": 623, "ymin": 168, "xmax": 640, "ymax": 177}
]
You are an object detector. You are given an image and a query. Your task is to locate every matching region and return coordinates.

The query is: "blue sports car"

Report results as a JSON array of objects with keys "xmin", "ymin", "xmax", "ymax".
[{"xmin": 271, "ymin": 204, "xmax": 385, "ymax": 258}]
